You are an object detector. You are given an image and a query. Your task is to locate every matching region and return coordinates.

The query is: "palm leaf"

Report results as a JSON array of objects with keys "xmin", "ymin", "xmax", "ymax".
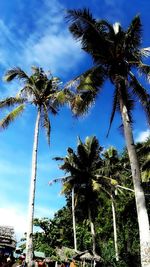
[
  {"xmin": 106, "ymin": 88, "xmax": 119, "ymax": 137},
  {"xmin": 68, "ymin": 66, "xmax": 105, "ymax": 116},
  {"xmin": 140, "ymin": 47, "xmax": 150, "ymax": 58},
  {"xmin": 48, "ymin": 104, "xmax": 58, "ymax": 115},
  {"xmin": 0, "ymin": 104, "xmax": 25, "ymax": 129},
  {"xmin": 0, "ymin": 97, "xmax": 25, "ymax": 109},
  {"xmin": 129, "ymin": 71, "xmax": 150, "ymax": 124},
  {"xmin": 125, "ymin": 15, "xmax": 142, "ymax": 49},
  {"xmin": 66, "ymin": 9, "xmax": 113, "ymax": 64},
  {"xmin": 41, "ymin": 106, "xmax": 51, "ymax": 146},
  {"xmin": 138, "ymin": 63, "xmax": 150, "ymax": 82},
  {"xmin": 4, "ymin": 67, "xmax": 30, "ymax": 82},
  {"xmin": 66, "ymin": 8, "xmax": 96, "ymax": 38}
]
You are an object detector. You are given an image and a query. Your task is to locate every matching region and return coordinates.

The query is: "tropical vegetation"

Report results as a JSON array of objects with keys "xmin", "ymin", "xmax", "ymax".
[
  {"xmin": 0, "ymin": 8, "xmax": 149, "ymax": 267},
  {"xmin": 66, "ymin": 9, "xmax": 150, "ymax": 266},
  {"xmin": 32, "ymin": 136, "xmax": 150, "ymax": 267}
]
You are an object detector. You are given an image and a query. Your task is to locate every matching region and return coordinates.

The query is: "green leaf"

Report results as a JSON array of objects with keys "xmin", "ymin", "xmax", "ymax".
[{"xmin": 0, "ymin": 104, "xmax": 25, "ymax": 129}]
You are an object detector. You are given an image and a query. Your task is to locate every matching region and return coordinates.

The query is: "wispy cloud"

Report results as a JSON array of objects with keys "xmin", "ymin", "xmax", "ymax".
[
  {"xmin": 0, "ymin": 0, "xmax": 84, "ymax": 78},
  {"xmin": 135, "ymin": 129, "xmax": 150, "ymax": 143},
  {"xmin": 23, "ymin": 34, "xmax": 82, "ymax": 76}
]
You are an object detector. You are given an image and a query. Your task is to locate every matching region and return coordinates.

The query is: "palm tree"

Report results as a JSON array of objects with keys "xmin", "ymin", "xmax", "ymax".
[
  {"xmin": 66, "ymin": 10, "xmax": 150, "ymax": 266},
  {"xmin": 53, "ymin": 136, "xmax": 103, "ymax": 255},
  {"xmin": 0, "ymin": 66, "xmax": 68, "ymax": 265}
]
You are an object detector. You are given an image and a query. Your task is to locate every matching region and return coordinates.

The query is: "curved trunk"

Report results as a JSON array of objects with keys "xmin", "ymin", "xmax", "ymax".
[
  {"xmin": 120, "ymin": 99, "xmax": 150, "ymax": 267},
  {"xmin": 88, "ymin": 207, "xmax": 96, "ymax": 255},
  {"xmin": 72, "ymin": 186, "xmax": 77, "ymax": 252},
  {"xmin": 26, "ymin": 110, "xmax": 41, "ymax": 265},
  {"xmin": 111, "ymin": 195, "xmax": 119, "ymax": 262}
]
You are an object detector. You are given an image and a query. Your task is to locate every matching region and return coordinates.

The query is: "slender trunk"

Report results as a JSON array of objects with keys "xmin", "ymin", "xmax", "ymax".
[
  {"xmin": 111, "ymin": 195, "xmax": 119, "ymax": 262},
  {"xmin": 120, "ymin": 99, "xmax": 150, "ymax": 267},
  {"xmin": 72, "ymin": 186, "xmax": 77, "ymax": 252},
  {"xmin": 88, "ymin": 207, "xmax": 96, "ymax": 255},
  {"xmin": 26, "ymin": 110, "xmax": 41, "ymax": 265}
]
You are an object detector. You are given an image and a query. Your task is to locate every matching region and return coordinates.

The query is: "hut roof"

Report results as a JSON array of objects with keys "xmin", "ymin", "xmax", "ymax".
[{"xmin": 73, "ymin": 250, "xmax": 103, "ymax": 262}]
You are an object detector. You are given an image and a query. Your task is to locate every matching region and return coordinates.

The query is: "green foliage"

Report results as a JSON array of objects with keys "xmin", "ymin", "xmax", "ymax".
[
  {"xmin": 1, "ymin": 66, "xmax": 69, "ymax": 145},
  {"xmin": 66, "ymin": 10, "xmax": 150, "ymax": 132},
  {"xmin": 32, "ymin": 138, "xmax": 150, "ymax": 266}
]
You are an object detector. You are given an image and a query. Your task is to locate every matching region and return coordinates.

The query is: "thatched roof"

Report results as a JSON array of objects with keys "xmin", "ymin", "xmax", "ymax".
[{"xmin": 73, "ymin": 250, "xmax": 103, "ymax": 262}]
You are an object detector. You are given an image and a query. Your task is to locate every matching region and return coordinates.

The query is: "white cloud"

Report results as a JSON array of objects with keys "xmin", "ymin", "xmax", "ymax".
[
  {"xmin": 0, "ymin": 0, "xmax": 84, "ymax": 77},
  {"xmin": 0, "ymin": 206, "xmax": 27, "ymax": 241},
  {"xmin": 0, "ymin": 203, "xmax": 55, "ymax": 241},
  {"xmin": 135, "ymin": 129, "xmax": 150, "ymax": 143},
  {"xmin": 23, "ymin": 34, "xmax": 83, "ymax": 75}
]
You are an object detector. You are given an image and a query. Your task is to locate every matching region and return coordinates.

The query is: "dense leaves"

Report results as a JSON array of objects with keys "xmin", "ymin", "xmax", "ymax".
[
  {"xmin": 66, "ymin": 10, "xmax": 150, "ymax": 131},
  {"xmin": 32, "ymin": 137, "xmax": 150, "ymax": 266}
]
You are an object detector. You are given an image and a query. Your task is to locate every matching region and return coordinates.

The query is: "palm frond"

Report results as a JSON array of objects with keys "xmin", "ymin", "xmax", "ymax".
[
  {"xmin": 106, "ymin": 89, "xmax": 119, "ymax": 137},
  {"xmin": 0, "ymin": 104, "xmax": 25, "ymax": 129},
  {"xmin": 140, "ymin": 47, "xmax": 150, "ymax": 58},
  {"xmin": 129, "ymin": 71, "xmax": 150, "ymax": 124},
  {"xmin": 48, "ymin": 90, "xmax": 68, "ymax": 113},
  {"xmin": 66, "ymin": 9, "xmax": 113, "ymax": 64},
  {"xmin": 41, "ymin": 106, "xmax": 51, "ymax": 146},
  {"xmin": 66, "ymin": 8, "xmax": 96, "ymax": 38},
  {"xmin": 125, "ymin": 15, "xmax": 142, "ymax": 49},
  {"xmin": 68, "ymin": 66, "xmax": 105, "ymax": 116},
  {"xmin": 0, "ymin": 97, "xmax": 25, "ymax": 109},
  {"xmin": 48, "ymin": 104, "xmax": 58, "ymax": 115},
  {"xmin": 138, "ymin": 63, "xmax": 150, "ymax": 82},
  {"xmin": 4, "ymin": 67, "xmax": 30, "ymax": 82}
]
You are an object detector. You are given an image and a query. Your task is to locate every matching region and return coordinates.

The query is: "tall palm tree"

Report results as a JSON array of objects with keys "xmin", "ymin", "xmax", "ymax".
[
  {"xmin": 53, "ymin": 136, "xmax": 103, "ymax": 255},
  {"xmin": 0, "ymin": 66, "xmax": 67, "ymax": 265},
  {"xmin": 66, "ymin": 10, "xmax": 150, "ymax": 266}
]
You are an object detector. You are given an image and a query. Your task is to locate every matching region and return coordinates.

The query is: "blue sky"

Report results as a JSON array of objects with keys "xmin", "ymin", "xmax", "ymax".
[{"xmin": 0, "ymin": 0, "xmax": 150, "ymax": 240}]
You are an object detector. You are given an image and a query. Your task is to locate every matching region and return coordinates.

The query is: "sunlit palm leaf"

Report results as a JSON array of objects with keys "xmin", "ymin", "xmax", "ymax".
[
  {"xmin": 140, "ymin": 47, "xmax": 150, "ymax": 58},
  {"xmin": 4, "ymin": 67, "xmax": 30, "ymax": 82},
  {"xmin": 0, "ymin": 104, "xmax": 25, "ymax": 129}
]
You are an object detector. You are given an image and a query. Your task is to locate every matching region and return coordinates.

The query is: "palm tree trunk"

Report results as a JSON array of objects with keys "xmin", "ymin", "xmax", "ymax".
[
  {"xmin": 72, "ymin": 186, "xmax": 77, "ymax": 251},
  {"xmin": 88, "ymin": 207, "xmax": 96, "ymax": 255},
  {"xmin": 26, "ymin": 110, "xmax": 41, "ymax": 265},
  {"xmin": 111, "ymin": 195, "xmax": 119, "ymax": 262},
  {"xmin": 120, "ymin": 100, "xmax": 150, "ymax": 267}
]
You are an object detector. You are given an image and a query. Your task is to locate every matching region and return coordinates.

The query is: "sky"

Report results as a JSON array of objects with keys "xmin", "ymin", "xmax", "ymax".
[{"xmin": 0, "ymin": 0, "xmax": 150, "ymax": 241}]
